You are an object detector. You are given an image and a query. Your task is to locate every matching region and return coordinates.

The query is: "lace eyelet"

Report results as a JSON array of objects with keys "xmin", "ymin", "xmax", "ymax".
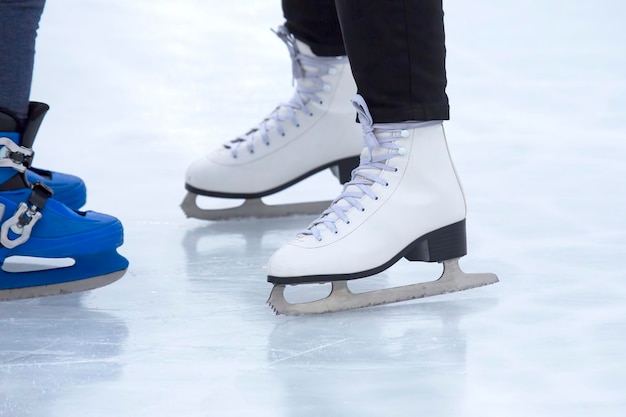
[
  {"xmin": 394, "ymin": 168, "xmax": 398, "ymax": 173},
  {"xmin": 281, "ymin": 133, "xmax": 286, "ymax": 137},
  {"xmin": 361, "ymin": 208, "xmax": 366, "ymax": 212},
  {"xmin": 385, "ymin": 182, "xmax": 389, "ymax": 187}
]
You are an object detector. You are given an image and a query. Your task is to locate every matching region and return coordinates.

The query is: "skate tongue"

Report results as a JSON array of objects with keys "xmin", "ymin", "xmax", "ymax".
[
  {"xmin": 347, "ymin": 109, "xmax": 394, "ymax": 187},
  {"xmin": 341, "ymin": 146, "xmax": 387, "ymax": 195},
  {"xmin": 303, "ymin": 97, "xmax": 399, "ymax": 236}
]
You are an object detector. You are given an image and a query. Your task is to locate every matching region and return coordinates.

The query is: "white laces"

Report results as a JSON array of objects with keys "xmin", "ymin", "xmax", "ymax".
[
  {"xmin": 301, "ymin": 95, "xmax": 439, "ymax": 241},
  {"xmin": 225, "ymin": 26, "xmax": 347, "ymax": 158}
]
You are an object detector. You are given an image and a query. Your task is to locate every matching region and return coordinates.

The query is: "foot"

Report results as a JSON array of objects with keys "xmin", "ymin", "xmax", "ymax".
[
  {"xmin": 267, "ymin": 95, "xmax": 467, "ymax": 284},
  {"xmin": 0, "ymin": 183, "xmax": 128, "ymax": 301},
  {"xmin": 184, "ymin": 26, "xmax": 362, "ymax": 199}
]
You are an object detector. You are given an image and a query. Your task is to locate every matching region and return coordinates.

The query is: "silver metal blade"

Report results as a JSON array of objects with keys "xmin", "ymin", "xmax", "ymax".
[
  {"xmin": 181, "ymin": 193, "xmax": 331, "ymax": 220},
  {"xmin": 267, "ymin": 258, "xmax": 499, "ymax": 315},
  {"xmin": 0, "ymin": 269, "xmax": 127, "ymax": 301}
]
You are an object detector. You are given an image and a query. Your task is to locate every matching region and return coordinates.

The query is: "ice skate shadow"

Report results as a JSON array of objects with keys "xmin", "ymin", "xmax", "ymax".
[
  {"xmin": 181, "ymin": 215, "xmax": 315, "ymax": 262},
  {"xmin": 181, "ymin": 216, "xmax": 401, "ymax": 301},
  {"xmin": 266, "ymin": 297, "xmax": 497, "ymax": 417},
  {"xmin": 0, "ymin": 294, "xmax": 129, "ymax": 416},
  {"xmin": 181, "ymin": 216, "xmax": 318, "ymax": 294}
]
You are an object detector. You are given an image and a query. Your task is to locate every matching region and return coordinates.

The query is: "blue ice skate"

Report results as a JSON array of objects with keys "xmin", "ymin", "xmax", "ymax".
[
  {"xmin": 1, "ymin": 102, "xmax": 87, "ymax": 209},
  {"xmin": 0, "ymin": 184, "xmax": 128, "ymax": 300},
  {"xmin": 0, "ymin": 103, "xmax": 128, "ymax": 301}
]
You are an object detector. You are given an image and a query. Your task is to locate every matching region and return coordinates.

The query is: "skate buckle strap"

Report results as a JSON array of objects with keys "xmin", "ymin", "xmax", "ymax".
[
  {"xmin": 0, "ymin": 136, "xmax": 34, "ymax": 172},
  {"xmin": 0, "ymin": 182, "xmax": 53, "ymax": 249}
]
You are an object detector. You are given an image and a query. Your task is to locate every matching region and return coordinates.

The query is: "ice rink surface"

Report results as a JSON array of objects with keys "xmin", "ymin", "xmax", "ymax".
[{"xmin": 1, "ymin": 1, "xmax": 625, "ymax": 416}]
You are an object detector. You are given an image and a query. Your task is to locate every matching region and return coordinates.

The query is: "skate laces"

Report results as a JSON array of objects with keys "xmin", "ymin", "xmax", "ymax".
[
  {"xmin": 225, "ymin": 26, "xmax": 347, "ymax": 158},
  {"xmin": 302, "ymin": 95, "xmax": 441, "ymax": 241}
]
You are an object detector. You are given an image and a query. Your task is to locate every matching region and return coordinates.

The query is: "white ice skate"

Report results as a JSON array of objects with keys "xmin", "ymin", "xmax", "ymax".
[
  {"xmin": 267, "ymin": 95, "xmax": 498, "ymax": 315},
  {"xmin": 183, "ymin": 26, "xmax": 362, "ymax": 220}
]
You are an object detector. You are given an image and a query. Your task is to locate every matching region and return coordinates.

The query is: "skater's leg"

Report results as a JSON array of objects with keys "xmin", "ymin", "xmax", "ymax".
[
  {"xmin": 282, "ymin": 0, "xmax": 345, "ymax": 56},
  {"xmin": 335, "ymin": 0, "xmax": 449, "ymax": 122},
  {"xmin": 267, "ymin": 0, "xmax": 498, "ymax": 313},
  {"xmin": 0, "ymin": 0, "xmax": 45, "ymax": 122},
  {"xmin": 0, "ymin": 0, "xmax": 87, "ymax": 208},
  {"xmin": 0, "ymin": 0, "xmax": 128, "ymax": 300}
]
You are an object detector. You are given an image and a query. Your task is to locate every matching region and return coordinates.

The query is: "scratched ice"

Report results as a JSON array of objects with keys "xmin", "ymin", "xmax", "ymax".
[{"xmin": 1, "ymin": 1, "xmax": 625, "ymax": 416}]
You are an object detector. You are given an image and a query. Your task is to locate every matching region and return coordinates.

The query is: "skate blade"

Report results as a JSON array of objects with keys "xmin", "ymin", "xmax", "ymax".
[
  {"xmin": 267, "ymin": 258, "xmax": 499, "ymax": 316},
  {"xmin": 181, "ymin": 192, "xmax": 331, "ymax": 220},
  {"xmin": 0, "ymin": 269, "xmax": 127, "ymax": 302}
]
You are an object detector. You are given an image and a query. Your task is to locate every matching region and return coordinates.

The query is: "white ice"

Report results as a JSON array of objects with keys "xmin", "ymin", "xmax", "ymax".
[{"xmin": 1, "ymin": 0, "xmax": 625, "ymax": 416}]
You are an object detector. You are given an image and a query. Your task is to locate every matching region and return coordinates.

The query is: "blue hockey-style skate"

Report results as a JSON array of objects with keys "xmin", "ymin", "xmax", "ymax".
[
  {"xmin": 0, "ymin": 185, "xmax": 128, "ymax": 300},
  {"xmin": 0, "ymin": 103, "xmax": 128, "ymax": 300},
  {"xmin": 1, "ymin": 102, "xmax": 87, "ymax": 209}
]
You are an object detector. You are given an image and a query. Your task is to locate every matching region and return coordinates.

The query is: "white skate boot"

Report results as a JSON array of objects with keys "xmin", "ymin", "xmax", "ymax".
[
  {"xmin": 183, "ymin": 26, "xmax": 362, "ymax": 220},
  {"xmin": 267, "ymin": 95, "xmax": 498, "ymax": 315}
]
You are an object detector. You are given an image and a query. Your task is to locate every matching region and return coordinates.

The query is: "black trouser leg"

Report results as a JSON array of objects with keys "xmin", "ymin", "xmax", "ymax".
[
  {"xmin": 281, "ymin": 0, "xmax": 449, "ymax": 122},
  {"xmin": 281, "ymin": 0, "xmax": 345, "ymax": 56},
  {"xmin": 335, "ymin": 0, "xmax": 449, "ymax": 122},
  {"xmin": 0, "ymin": 0, "xmax": 47, "ymax": 123}
]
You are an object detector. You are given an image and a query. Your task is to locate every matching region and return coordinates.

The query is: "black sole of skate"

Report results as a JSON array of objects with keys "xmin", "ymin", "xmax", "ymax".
[
  {"xmin": 267, "ymin": 219, "xmax": 468, "ymax": 285},
  {"xmin": 185, "ymin": 155, "xmax": 360, "ymax": 199}
]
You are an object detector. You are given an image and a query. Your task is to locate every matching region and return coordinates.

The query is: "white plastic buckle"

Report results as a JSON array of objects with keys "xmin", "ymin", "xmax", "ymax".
[
  {"xmin": 0, "ymin": 202, "xmax": 42, "ymax": 249},
  {"xmin": 0, "ymin": 136, "xmax": 34, "ymax": 172}
]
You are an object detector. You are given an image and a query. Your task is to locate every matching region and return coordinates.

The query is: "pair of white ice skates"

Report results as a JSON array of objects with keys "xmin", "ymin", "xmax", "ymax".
[{"xmin": 184, "ymin": 27, "xmax": 498, "ymax": 315}]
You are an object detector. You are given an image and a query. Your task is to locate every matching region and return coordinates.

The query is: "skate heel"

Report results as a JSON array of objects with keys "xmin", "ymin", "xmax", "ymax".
[
  {"xmin": 404, "ymin": 219, "xmax": 467, "ymax": 262},
  {"xmin": 335, "ymin": 156, "xmax": 360, "ymax": 183}
]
